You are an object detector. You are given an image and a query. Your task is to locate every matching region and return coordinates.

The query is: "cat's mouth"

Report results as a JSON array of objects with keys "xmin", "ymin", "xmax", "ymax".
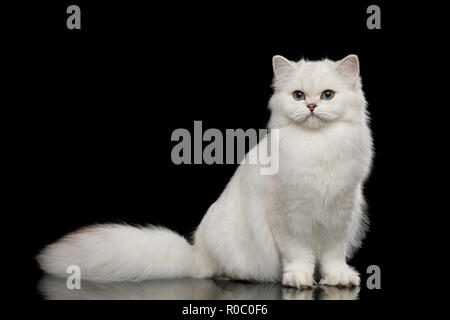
[
  {"xmin": 302, "ymin": 113, "xmax": 322, "ymax": 122},
  {"xmin": 297, "ymin": 114, "xmax": 328, "ymax": 129}
]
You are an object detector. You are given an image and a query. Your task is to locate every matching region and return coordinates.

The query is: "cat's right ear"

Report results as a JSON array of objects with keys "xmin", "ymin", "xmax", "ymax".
[{"xmin": 272, "ymin": 55, "xmax": 296, "ymax": 82}]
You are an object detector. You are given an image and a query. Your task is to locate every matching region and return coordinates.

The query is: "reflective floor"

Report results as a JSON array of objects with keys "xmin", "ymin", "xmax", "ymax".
[{"xmin": 38, "ymin": 276, "xmax": 359, "ymax": 300}]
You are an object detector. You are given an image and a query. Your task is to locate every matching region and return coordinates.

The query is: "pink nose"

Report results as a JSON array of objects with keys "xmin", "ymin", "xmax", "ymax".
[{"xmin": 307, "ymin": 103, "xmax": 317, "ymax": 112}]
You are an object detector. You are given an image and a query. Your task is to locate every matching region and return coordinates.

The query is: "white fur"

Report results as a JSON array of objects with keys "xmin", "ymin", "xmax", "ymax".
[
  {"xmin": 37, "ymin": 224, "xmax": 197, "ymax": 282},
  {"xmin": 37, "ymin": 55, "xmax": 373, "ymax": 288}
]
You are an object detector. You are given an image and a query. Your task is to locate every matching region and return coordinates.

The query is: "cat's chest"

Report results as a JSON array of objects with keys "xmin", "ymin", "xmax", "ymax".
[{"xmin": 276, "ymin": 124, "xmax": 370, "ymax": 195}]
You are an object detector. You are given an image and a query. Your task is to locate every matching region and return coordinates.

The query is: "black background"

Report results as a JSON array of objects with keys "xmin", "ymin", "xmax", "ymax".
[{"xmin": 8, "ymin": 0, "xmax": 438, "ymax": 314}]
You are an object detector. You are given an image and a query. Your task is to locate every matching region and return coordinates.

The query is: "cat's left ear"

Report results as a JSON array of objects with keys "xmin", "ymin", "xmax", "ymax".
[{"xmin": 335, "ymin": 54, "xmax": 360, "ymax": 86}]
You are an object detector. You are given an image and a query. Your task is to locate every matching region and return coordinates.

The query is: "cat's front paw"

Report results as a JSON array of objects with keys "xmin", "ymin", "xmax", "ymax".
[
  {"xmin": 319, "ymin": 265, "xmax": 360, "ymax": 287},
  {"xmin": 282, "ymin": 270, "xmax": 315, "ymax": 289}
]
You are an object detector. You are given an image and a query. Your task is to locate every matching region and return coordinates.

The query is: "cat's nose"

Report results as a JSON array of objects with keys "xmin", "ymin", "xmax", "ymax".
[{"xmin": 307, "ymin": 103, "xmax": 317, "ymax": 112}]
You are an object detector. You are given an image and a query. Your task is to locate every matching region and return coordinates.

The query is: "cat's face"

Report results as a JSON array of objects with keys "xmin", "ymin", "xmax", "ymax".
[{"xmin": 269, "ymin": 55, "xmax": 366, "ymax": 129}]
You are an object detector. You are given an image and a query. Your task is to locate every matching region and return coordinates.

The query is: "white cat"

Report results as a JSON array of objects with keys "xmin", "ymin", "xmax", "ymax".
[{"xmin": 37, "ymin": 54, "xmax": 373, "ymax": 288}]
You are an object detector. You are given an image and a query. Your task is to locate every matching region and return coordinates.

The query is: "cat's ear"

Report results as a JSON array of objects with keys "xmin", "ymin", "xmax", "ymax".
[
  {"xmin": 272, "ymin": 55, "xmax": 296, "ymax": 81},
  {"xmin": 335, "ymin": 54, "xmax": 360, "ymax": 86}
]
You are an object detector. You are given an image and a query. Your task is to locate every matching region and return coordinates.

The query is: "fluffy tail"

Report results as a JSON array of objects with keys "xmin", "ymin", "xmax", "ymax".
[{"xmin": 37, "ymin": 224, "xmax": 200, "ymax": 282}]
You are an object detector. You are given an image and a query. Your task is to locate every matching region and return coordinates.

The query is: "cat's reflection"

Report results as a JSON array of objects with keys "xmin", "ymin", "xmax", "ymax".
[{"xmin": 38, "ymin": 275, "xmax": 359, "ymax": 300}]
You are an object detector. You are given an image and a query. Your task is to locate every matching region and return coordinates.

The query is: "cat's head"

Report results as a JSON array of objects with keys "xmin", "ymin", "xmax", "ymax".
[{"xmin": 269, "ymin": 55, "xmax": 366, "ymax": 129}]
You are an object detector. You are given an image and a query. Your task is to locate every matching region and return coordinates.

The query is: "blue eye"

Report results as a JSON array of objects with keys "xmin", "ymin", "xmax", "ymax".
[
  {"xmin": 321, "ymin": 90, "xmax": 335, "ymax": 100},
  {"xmin": 293, "ymin": 91, "xmax": 305, "ymax": 101}
]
